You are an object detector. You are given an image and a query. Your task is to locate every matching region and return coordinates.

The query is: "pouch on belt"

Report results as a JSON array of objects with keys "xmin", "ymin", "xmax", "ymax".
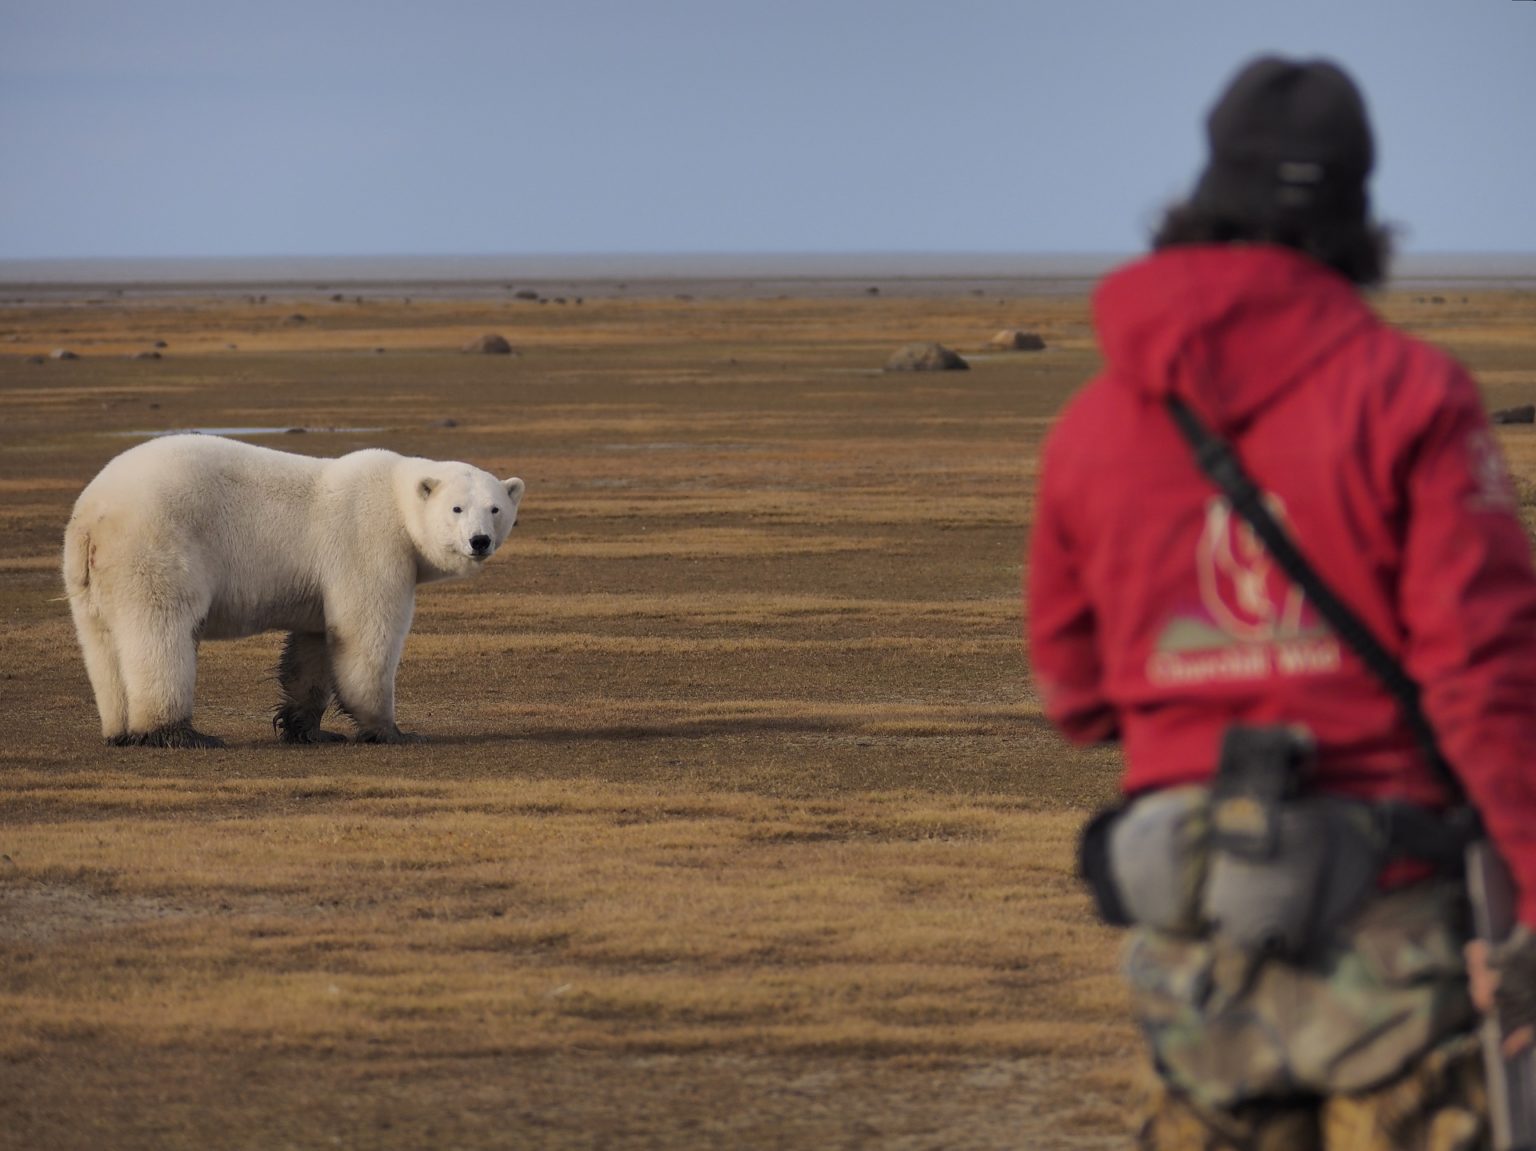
[
  {"xmin": 1200, "ymin": 725, "xmax": 1387, "ymax": 958},
  {"xmin": 1106, "ymin": 786, "xmax": 1210, "ymax": 937}
]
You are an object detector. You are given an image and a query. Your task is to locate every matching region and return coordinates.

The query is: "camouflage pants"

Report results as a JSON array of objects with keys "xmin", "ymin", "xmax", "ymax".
[
  {"xmin": 1126, "ymin": 880, "xmax": 1482, "ymax": 1148},
  {"xmin": 1136, "ymin": 1033, "xmax": 1485, "ymax": 1150}
]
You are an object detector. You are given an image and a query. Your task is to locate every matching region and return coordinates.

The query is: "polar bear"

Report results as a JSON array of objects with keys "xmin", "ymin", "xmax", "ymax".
[{"xmin": 62, "ymin": 434, "xmax": 524, "ymax": 747}]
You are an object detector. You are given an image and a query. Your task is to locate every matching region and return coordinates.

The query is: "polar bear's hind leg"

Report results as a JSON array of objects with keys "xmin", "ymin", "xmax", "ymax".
[
  {"xmin": 69, "ymin": 597, "xmax": 129, "ymax": 740},
  {"xmin": 112, "ymin": 605, "xmax": 224, "ymax": 748},
  {"xmin": 274, "ymin": 630, "xmax": 346, "ymax": 744}
]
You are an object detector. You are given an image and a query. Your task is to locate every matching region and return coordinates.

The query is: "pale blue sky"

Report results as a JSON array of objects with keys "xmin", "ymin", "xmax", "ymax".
[{"xmin": 2, "ymin": 0, "xmax": 1531, "ymax": 260}]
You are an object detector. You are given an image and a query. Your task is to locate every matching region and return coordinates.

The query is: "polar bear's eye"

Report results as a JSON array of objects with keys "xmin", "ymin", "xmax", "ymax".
[
  {"xmin": 452, "ymin": 506, "xmax": 462, "ymax": 514},
  {"xmin": 492, "ymin": 506, "xmax": 500, "ymax": 515}
]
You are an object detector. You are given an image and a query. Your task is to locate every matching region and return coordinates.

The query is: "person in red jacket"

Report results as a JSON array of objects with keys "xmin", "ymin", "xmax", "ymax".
[{"xmin": 1028, "ymin": 56, "xmax": 1536, "ymax": 1147}]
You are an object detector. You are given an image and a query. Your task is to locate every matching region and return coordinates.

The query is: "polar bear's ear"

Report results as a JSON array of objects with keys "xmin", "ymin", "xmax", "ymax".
[
  {"xmin": 503, "ymin": 477, "xmax": 525, "ymax": 504},
  {"xmin": 418, "ymin": 478, "xmax": 439, "ymax": 500}
]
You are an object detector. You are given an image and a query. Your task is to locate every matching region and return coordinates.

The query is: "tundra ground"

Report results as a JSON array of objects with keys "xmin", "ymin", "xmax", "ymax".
[{"xmin": 2, "ymin": 283, "xmax": 1533, "ymax": 1150}]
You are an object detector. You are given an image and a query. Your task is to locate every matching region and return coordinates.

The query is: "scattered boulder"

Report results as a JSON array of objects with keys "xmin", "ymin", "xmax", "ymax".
[
  {"xmin": 50, "ymin": 348, "xmax": 79, "ymax": 360},
  {"xmin": 430, "ymin": 418, "xmax": 460, "ymax": 429},
  {"xmin": 885, "ymin": 343, "xmax": 968, "ymax": 372},
  {"xmin": 989, "ymin": 329, "xmax": 1046, "ymax": 351},
  {"xmin": 26, "ymin": 355, "xmax": 45, "ymax": 365},
  {"xmin": 152, "ymin": 339, "xmax": 168, "ymax": 349},
  {"xmin": 462, "ymin": 333, "xmax": 515, "ymax": 355},
  {"xmin": 283, "ymin": 313, "xmax": 308, "ymax": 325},
  {"xmin": 513, "ymin": 290, "xmax": 540, "ymax": 301},
  {"xmin": 1491, "ymin": 405, "xmax": 1535, "ymax": 425},
  {"xmin": 130, "ymin": 351, "xmax": 161, "ymax": 361}
]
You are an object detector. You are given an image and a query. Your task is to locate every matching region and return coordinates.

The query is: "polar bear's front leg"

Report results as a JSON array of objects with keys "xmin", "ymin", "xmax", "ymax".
[{"xmin": 327, "ymin": 594, "xmax": 422, "ymax": 744}]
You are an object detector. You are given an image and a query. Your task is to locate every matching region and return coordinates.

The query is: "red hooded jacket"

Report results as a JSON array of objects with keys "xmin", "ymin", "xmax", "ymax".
[{"xmin": 1027, "ymin": 244, "xmax": 1536, "ymax": 925}]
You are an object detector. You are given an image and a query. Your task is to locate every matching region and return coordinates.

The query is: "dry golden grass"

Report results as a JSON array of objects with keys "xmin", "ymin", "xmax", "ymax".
[{"xmin": 1, "ymin": 283, "xmax": 1533, "ymax": 1150}]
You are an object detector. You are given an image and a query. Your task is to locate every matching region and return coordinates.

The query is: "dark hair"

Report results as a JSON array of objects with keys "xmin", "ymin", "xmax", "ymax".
[{"xmin": 1151, "ymin": 199, "xmax": 1394, "ymax": 288}]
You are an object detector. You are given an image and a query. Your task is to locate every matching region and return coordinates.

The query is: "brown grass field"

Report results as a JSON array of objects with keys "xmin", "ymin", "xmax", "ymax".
[{"xmin": 2, "ymin": 280, "xmax": 1534, "ymax": 1150}]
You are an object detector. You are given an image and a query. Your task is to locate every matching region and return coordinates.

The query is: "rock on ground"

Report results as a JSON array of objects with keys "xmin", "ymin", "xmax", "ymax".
[
  {"xmin": 885, "ymin": 343, "xmax": 968, "ymax": 372},
  {"xmin": 462, "ymin": 334, "xmax": 516, "ymax": 355},
  {"xmin": 1491, "ymin": 404, "xmax": 1535, "ymax": 425},
  {"xmin": 989, "ymin": 329, "xmax": 1047, "ymax": 351}
]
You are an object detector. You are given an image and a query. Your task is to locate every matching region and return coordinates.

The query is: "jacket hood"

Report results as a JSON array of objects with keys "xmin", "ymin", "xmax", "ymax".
[{"xmin": 1093, "ymin": 245, "xmax": 1376, "ymax": 431}]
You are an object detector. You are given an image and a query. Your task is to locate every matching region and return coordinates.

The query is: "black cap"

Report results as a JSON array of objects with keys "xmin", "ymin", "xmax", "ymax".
[{"xmin": 1191, "ymin": 56, "xmax": 1374, "ymax": 227}]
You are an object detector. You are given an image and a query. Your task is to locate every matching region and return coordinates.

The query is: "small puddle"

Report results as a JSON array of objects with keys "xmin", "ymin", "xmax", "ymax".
[
  {"xmin": 113, "ymin": 426, "xmax": 384, "ymax": 438},
  {"xmin": 599, "ymin": 442, "xmax": 759, "ymax": 453}
]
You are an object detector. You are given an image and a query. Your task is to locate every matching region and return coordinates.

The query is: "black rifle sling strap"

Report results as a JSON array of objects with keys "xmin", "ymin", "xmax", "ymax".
[{"xmin": 1164, "ymin": 394, "xmax": 1476, "ymax": 831}]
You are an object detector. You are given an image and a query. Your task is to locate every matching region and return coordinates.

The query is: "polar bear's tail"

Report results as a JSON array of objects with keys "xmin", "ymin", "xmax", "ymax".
[{"xmin": 61, "ymin": 517, "xmax": 92, "ymax": 601}]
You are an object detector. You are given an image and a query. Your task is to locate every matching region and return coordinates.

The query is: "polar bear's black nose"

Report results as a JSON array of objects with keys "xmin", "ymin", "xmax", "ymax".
[{"xmin": 470, "ymin": 534, "xmax": 492, "ymax": 554}]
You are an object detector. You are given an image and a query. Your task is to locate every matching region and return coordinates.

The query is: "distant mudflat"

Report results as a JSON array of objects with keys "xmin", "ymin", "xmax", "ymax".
[{"xmin": 2, "ymin": 250, "xmax": 1532, "ymax": 302}]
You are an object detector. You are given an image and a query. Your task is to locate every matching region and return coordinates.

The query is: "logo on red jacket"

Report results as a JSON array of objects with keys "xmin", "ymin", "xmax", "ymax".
[
  {"xmin": 1197, "ymin": 495, "xmax": 1310, "ymax": 641},
  {"xmin": 1146, "ymin": 495, "xmax": 1340, "ymax": 685},
  {"xmin": 1467, "ymin": 429, "xmax": 1519, "ymax": 512}
]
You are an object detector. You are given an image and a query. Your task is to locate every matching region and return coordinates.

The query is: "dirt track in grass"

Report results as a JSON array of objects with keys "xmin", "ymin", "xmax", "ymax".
[{"xmin": 2, "ymin": 282, "xmax": 1534, "ymax": 1150}]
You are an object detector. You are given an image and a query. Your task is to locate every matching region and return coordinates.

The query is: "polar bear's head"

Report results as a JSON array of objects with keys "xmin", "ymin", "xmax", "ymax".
[{"xmin": 413, "ymin": 465, "xmax": 525, "ymax": 579}]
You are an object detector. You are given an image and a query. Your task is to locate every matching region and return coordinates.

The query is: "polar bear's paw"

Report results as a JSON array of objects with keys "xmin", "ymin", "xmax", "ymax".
[
  {"xmin": 355, "ymin": 726, "xmax": 428, "ymax": 745},
  {"xmin": 108, "ymin": 722, "xmax": 226, "ymax": 750},
  {"xmin": 273, "ymin": 708, "xmax": 349, "ymax": 745},
  {"xmin": 278, "ymin": 725, "xmax": 349, "ymax": 746}
]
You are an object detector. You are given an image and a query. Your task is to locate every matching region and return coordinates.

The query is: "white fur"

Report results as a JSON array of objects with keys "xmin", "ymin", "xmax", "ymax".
[{"xmin": 62, "ymin": 434, "xmax": 524, "ymax": 745}]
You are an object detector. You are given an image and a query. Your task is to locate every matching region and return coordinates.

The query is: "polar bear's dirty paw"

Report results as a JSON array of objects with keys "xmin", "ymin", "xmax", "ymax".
[
  {"xmin": 277, "ymin": 724, "xmax": 349, "ymax": 745},
  {"xmin": 273, "ymin": 708, "xmax": 349, "ymax": 745},
  {"xmin": 355, "ymin": 726, "xmax": 427, "ymax": 745},
  {"xmin": 306, "ymin": 729, "xmax": 350, "ymax": 744},
  {"xmin": 109, "ymin": 722, "xmax": 226, "ymax": 749}
]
